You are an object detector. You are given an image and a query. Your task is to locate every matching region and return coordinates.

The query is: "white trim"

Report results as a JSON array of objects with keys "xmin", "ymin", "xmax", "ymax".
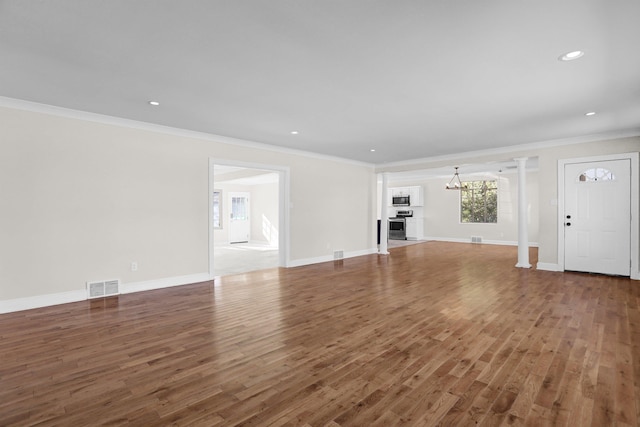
[
  {"xmin": 536, "ymin": 263, "xmax": 563, "ymax": 272},
  {"xmin": 379, "ymin": 172, "xmax": 390, "ymax": 255},
  {"xmin": 423, "ymin": 237, "xmax": 539, "ymax": 247},
  {"xmin": 4, "ymin": 96, "xmax": 636, "ymax": 172},
  {"xmin": 514, "ymin": 157, "xmax": 531, "ymax": 268},
  {"xmin": 0, "ymin": 290, "xmax": 87, "ymax": 314},
  {"xmin": 2, "ymin": 96, "xmax": 637, "ymax": 171},
  {"xmin": 0, "ymin": 273, "xmax": 213, "ymax": 314},
  {"xmin": 0, "ymin": 96, "xmax": 373, "ymax": 168},
  {"xmin": 209, "ymin": 158, "xmax": 290, "ymax": 274},
  {"xmin": 288, "ymin": 248, "xmax": 378, "ymax": 268},
  {"xmin": 557, "ymin": 152, "xmax": 639, "ymax": 280},
  {"xmin": 121, "ymin": 272, "xmax": 212, "ymax": 295},
  {"xmin": 378, "ymin": 129, "xmax": 640, "ymax": 170}
]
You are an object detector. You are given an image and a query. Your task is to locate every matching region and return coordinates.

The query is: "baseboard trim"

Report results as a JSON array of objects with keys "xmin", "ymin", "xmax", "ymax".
[
  {"xmin": 287, "ymin": 248, "xmax": 378, "ymax": 268},
  {"xmin": 423, "ymin": 237, "xmax": 539, "ymax": 247},
  {"xmin": 0, "ymin": 273, "xmax": 214, "ymax": 314},
  {"xmin": 0, "ymin": 290, "xmax": 86, "ymax": 314},
  {"xmin": 121, "ymin": 273, "xmax": 213, "ymax": 295},
  {"xmin": 536, "ymin": 263, "xmax": 563, "ymax": 272}
]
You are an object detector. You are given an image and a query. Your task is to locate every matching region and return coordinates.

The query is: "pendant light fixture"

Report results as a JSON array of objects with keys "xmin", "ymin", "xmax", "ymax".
[{"xmin": 445, "ymin": 166, "xmax": 466, "ymax": 190}]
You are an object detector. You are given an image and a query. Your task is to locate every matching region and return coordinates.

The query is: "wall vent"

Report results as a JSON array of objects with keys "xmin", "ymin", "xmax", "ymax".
[
  {"xmin": 471, "ymin": 236, "xmax": 483, "ymax": 244},
  {"xmin": 87, "ymin": 279, "xmax": 120, "ymax": 299},
  {"xmin": 334, "ymin": 250, "xmax": 344, "ymax": 260}
]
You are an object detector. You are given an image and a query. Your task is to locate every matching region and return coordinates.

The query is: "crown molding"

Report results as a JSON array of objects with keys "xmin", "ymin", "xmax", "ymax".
[
  {"xmin": 3, "ymin": 96, "xmax": 637, "ymax": 171},
  {"xmin": 376, "ymin": 129, "xmax": 640, "ymax": 171},
  {"xmin": 0, "ymin": 96, "xmax": 374, "ymax": 169}
]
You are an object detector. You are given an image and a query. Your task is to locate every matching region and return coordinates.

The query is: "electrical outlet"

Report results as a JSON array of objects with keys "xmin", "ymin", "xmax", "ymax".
[{"xmin": 131, "ymin": 262, "xmax": 138, "ymax": 272}]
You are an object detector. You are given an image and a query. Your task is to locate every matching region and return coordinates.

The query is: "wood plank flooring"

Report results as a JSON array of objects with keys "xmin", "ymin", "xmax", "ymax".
[{"xmin": 1, "ymin": 242, "xmax": 639, "ymax": 426}]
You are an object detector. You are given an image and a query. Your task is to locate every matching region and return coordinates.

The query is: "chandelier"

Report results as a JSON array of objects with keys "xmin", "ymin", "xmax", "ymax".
[{"xmin": 445, "ymin": 166, "xmax": 467, "ymax": 190}]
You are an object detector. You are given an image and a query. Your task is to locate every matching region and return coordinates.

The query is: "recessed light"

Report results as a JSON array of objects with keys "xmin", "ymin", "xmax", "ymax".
[
  {"xmin": 370, "ymin": 149, "xmax": 376, "ymax": 152},
  {"xmin": 290, "ymin": 131, "xmax": 299, "ymax": 135},
  {"xmin": 148, "ymin": 101, "xmax": 160, "ymax": 106},
  {"xmin": 559, "ymin": 50, "xmax": 584, "ymax": 61},
  {"xmin": 585, "ymin": 111, "xmax": 596, "ymax": 116}
]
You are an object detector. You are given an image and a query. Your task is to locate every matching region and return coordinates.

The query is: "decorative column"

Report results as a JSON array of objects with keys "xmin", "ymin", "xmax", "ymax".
[
  {"xmin": 379, "ymin": 172, "xmax": 390, "ymax": 255},
  {"xmin": 514, "ymin": 157, "xmax": 531, "ymax": 268}
]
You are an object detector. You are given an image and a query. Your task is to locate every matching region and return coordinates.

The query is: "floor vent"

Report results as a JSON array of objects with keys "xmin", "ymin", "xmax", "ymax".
[
  {"xmin": 471, "ymin": 236, "xmax": 483, "ymax": 244},
  {"xmin": 334, "ymin": 250, "xmax": 344, "ymax": 260},
  {"xmin": 87, "ymin": 279, "xmax": 120, "ymax": 299}
]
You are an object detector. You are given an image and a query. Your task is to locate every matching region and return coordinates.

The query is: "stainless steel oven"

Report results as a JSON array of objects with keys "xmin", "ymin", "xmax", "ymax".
[
  {"xmin": 388, "ymin": 217, "xmax": 406, "ymax": 240},
  {"xmin": 388, "ymin": 210, "xmax": 413, "ymax": 240}
]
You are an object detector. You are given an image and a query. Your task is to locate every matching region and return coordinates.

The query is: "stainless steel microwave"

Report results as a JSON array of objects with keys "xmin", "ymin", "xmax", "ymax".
[{"xmin": 392, "ymin": 195, "xmax": 410, "ymax": 206}]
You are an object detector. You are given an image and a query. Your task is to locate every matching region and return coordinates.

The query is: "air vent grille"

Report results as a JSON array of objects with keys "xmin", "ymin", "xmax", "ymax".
[
  {"xmin": 471, "ymin": 236, "xmax": 483, "ymax": 244},
  {"xmin": 87, "ymin": 279, "xmax": 120, "ymax": 299}
]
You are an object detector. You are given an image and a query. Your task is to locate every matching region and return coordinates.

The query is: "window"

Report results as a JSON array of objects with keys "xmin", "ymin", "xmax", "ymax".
[
  {"xmin": 460, "ymin": 180, "xmax": 498, "ymax": 223},
  {"xmin": 578, "ymin": 167, "xmax": 615, "ymax": 182},
  {"xmin": 213, "ymin": 190, "xmax": 222, "ymax": 229}
]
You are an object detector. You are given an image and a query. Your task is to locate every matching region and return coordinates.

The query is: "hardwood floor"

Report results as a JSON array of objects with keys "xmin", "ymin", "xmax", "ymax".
[{"xmin": 1, "ymin": 242, "xmax": 639, "ymax": 426}]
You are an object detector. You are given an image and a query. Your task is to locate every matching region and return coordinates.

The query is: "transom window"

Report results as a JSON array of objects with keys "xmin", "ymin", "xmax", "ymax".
[
  {"xmin": 460, "ymin": 180, "xmax": 498, "ymax": 223},
  {"xmin": 578, "ymin": 168, "xmax": 615, "ymax": 182}
]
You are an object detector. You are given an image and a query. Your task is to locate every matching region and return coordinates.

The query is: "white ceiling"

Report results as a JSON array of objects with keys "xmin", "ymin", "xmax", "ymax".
[
  {"xmin": 213, "ymin": 165, "xmax": 279, "ymax": 185},
  {"xmin": 384, "ymin": 158, "xmax": 539, "ymax": 184},
  {"xmin": 1, "ymin": 1, "xmax": 639, "ymax": 164}
]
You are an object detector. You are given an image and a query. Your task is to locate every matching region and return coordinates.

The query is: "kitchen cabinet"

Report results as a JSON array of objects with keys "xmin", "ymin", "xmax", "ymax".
[
  {"xmin": 405, "ymin": 217, "xmax": 424, "ymax": 240},
  {"xmin": 387, "ymin": 186, "xmax": 424, "ymax": 206},
  {"xmin": 408, "ymin": 186, "xmax": 423, "ymax": 206}
]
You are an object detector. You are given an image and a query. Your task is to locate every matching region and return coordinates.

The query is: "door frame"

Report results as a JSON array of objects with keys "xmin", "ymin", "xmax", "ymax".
[
  {"xmin": 557, "ymin": 152, "xmax": 639, "ymax": 279},
  {"xmin": 208, "ymin": 158, "xmax": 290, "ymax": 277}
]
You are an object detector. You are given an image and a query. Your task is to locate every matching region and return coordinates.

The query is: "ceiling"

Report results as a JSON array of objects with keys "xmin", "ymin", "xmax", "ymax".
[
  {"xmin": 385, "ymin": 158, "xmax": 539, "ymax": 184},
  {"xmin": 213, "ymin": 165, "xmax": 278, "ymax": 186},
  {"xmin": 1, "ymin": 1, "xmax": 639, "ymax": 164}
]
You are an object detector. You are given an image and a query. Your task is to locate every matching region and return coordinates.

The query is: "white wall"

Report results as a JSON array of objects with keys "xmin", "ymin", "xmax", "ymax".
[
  {"xmin": 0, "ymin": 105, "xmax": 376, "ymax": 304},
  {"xmin": 249, "ymin": 182, "xmax": 279, "ymax": 246}
]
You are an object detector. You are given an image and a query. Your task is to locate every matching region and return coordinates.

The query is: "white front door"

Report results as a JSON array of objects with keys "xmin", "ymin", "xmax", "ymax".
[
  {"xmin": 564, "ymin": 159, "xmax": 631, "ymax": 275},
  {"xmin": 229, "ymin": 192, "xmax": 250, "ymax": 243}
]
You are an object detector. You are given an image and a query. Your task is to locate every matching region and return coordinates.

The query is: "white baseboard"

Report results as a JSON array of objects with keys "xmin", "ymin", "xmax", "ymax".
[
  {"xmin": 423, "ymin": 236, "xmax": 539, "ymax": 247},
  {"xmin": 0, "ymin": 273, "xmax": 213, "ymax": 314},
  {"xmin": 287, "ymin": 248, "xmax": 378, "ymax": 268},
  {"xmin": 121, "ymin": 272, "xmax": 213, "ymax": 295},
  {"xmin": 0, "ymin": 289, "xmax": 86, "ymax": 314},
  {"xmin": 536, "ymin": 263, "xmax": 563, "ymax": 272}
]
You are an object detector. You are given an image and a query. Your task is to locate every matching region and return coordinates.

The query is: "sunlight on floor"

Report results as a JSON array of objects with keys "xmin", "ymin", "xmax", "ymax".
[{"xmin": 213, "ymin": 243, "xmax": 279, "ymax": 276}]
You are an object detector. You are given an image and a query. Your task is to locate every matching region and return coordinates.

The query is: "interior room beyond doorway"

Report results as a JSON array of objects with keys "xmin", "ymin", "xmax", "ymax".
[{"xmin": 212, "ymin": 164, "xmax": 280, "ymax": 277}]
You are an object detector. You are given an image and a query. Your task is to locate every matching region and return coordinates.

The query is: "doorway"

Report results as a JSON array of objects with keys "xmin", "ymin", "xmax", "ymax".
[
  {"xmin": 558, "ymin": 153, "xmax": 639, "ymax": 278},
  {"xmin": 209, "ymin": 159, "xmax": 290, "ymax": 277}
]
